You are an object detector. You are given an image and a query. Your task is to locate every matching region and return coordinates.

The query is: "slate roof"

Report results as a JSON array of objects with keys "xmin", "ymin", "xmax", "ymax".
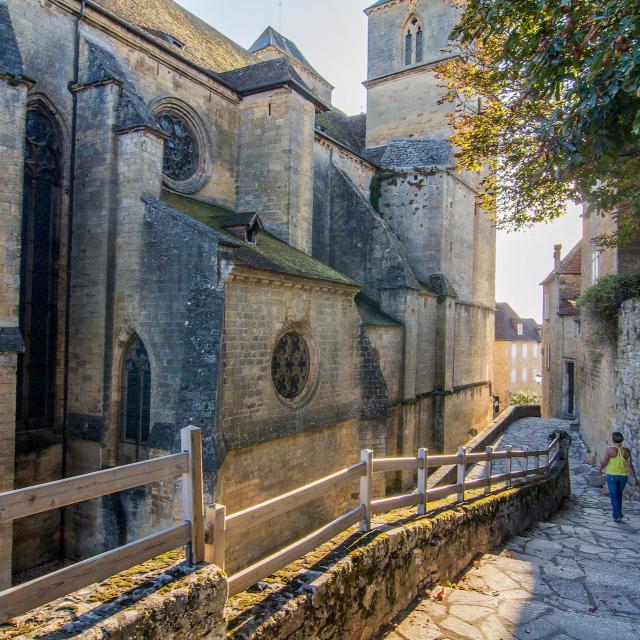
[
  {"xmin": 83, "ymin": 41, "xmax": 162, "ymax": 134},
  {"xmin": 91, "ymin": 0, "xmax": 257, "ymax": 73},
  {"xmin": 495, "ymin": 303, "xmax": 541, "ymax": 342},
  {"xmin": 315, "ymin": 109, "xmax": 367, "ymax": 154},
  {"xmin": 0, "ymin": 0, "xmax": 26, "ymax": 80},
  {"xmin": 249, "ymin": 26, "xmax": 321, "ymax": 77},
  {"xmin": 377, "ymin": 139, "xmax": 454, "ymax": 168},
  {"xmin": 161, "ymin": 191, "xmax": 359, "ymax": 287},
  {"xmin": 365, "ymin": 0, "xmax": 395, "ymax": 11},
  {"xmin": 218, "ymin": 57, "xmax": 327, "ymax": 109},
  {"xmin": 540, "ymin": 241, "xmax": 582, "ymax": 285},
  {"xmin": 356, "ymin": 294, "xmax": 403, "ymax": 327},
  {"xmin": 217, "ymin": 212, "xmax": 262, "ymax": 229}
]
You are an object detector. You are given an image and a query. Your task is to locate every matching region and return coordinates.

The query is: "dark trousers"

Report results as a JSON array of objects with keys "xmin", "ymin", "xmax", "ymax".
[{"xmin": 607, "ymin": 474, "xmax": 628, "ymax": 520}]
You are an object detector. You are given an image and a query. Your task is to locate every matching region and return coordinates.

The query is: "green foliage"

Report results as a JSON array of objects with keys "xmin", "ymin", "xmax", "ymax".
[
  {"xmin": 577, "ymin": 271, "xmax": 640, "ymax": 331},
  {"xmin": 510, "ymin": 391, "xmax": 541, "ymax": 406},
  {"xmin": 437, "ymin": 0, "xmax": 640, "ymax": 243}
]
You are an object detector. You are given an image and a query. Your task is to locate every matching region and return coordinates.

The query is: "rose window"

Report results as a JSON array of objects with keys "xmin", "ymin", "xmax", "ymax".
[
  {"xmin": 158, "ymin": 113, "xmax": 198, "ymax": 181},
  {"xmin": 271, "ymin": 332, "xmax": 311, "ymax": 400}
]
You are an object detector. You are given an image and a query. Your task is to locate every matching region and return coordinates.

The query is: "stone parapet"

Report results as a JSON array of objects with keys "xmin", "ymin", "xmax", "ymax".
[
  {"xmin": 1, "ymin": 553, "xmax": 228, "ymax": 639},
  {"xmin": 226, "ymin": 444, "xmax": 569, "ymax": 639}
]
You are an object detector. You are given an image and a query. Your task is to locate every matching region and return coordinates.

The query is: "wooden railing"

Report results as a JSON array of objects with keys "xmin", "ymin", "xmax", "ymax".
[
  {"xmin": 217, "ymin": 434, "xmax": 562, "ymax": 596},
  {"xmin": 0, "ymin": 430, "xmax": 563, "ymax": 620},
  {"xmin": 0, "ymin": 426, "xmax": 205, "ymax": 623}
]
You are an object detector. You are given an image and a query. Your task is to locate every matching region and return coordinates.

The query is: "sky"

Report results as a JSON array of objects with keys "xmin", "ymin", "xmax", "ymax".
[{"xmin": 180, "ymin": 0, "xmax": 583, "ymax": 322}]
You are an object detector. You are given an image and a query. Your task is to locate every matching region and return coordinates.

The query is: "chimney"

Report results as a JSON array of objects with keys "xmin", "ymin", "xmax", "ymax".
[{"xmin": 554, "ymin": 244, "xmax": 562, "ymax": 270}]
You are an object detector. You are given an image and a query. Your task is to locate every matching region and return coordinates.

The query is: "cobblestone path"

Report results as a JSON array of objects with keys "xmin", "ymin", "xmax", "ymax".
[{"xmin": 383, "ymin": 418, "xmax": 640, "ymax": 640}]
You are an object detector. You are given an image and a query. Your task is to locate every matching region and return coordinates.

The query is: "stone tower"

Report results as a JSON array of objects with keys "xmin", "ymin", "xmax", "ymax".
[{"xmin": 364, "ymin": 0, "xmax": 494, "ymax": 309}]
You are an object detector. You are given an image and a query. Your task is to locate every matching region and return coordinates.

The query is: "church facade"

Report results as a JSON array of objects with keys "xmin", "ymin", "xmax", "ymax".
[{"xmin": 0, "ymin": 0, "xmax": 495, "ymax": 585}]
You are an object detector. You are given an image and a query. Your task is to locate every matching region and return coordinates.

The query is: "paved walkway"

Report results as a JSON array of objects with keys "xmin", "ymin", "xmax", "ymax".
[{"xmin": 383, "ymin": 418, "xmax": 640, "ymax": 640}]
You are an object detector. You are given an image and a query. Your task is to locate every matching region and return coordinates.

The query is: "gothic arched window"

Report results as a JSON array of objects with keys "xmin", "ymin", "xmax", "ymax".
[
  {"xmin": 17, "ymin": 106, "xmax": 62, "ymax": 430},
  {"xmin": 405, "ymin": 30, "xmax": 413, "ymax": 66},
  {"xmin": 416, "ymin": 27, "xmax": 423, "ymax": 63},
  {"xmin": 404, "ymin": 17, "xmax": 423, "ymax": 66},
  {"xmin": 122, "ymin": 336, "xmax": 151, "ymax": 444}
]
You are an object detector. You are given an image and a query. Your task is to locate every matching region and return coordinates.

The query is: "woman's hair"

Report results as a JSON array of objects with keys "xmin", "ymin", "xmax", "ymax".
[{"xmin": 612, "ymin": 432, "xmax": 624, "ymax": 444}]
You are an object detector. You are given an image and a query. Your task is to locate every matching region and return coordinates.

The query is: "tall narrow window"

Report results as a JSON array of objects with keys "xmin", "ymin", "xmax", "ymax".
[
  {"xmin": 122, "ymin": 336, "xmax": 151, "ymax": 444},
  {"xmin": 591, "ymin": 248, "xmax": 600, "ymax": 283},
  {"xmin": 405, "ymin": 30, "xmax": 413, "ymax": 66},
  {"xmin": 415, "ymin": 27, "xmax": 423, "ymax": 63},
  {"xmin": 17, "ymin": 106, "xmax": 62, "ymax": 430}
]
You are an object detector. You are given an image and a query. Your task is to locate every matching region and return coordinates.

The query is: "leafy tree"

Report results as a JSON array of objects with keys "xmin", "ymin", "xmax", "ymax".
[
  {"xmin": 510, "ymin": 390, "xmax": 541, "ymax": 406},
  {"xmin": 437, "ymin": 0, "xmax": 640, "ymax": 244}
]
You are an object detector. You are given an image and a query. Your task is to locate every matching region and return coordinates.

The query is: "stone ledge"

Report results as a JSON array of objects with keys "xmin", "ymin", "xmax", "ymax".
[
  {"xmin": 226, "ymin": 453, "xmax": 569, "ymax": 639},
  {"xmin": 1, "ymin": 551, "xmax": 228, "ymax": 639}
]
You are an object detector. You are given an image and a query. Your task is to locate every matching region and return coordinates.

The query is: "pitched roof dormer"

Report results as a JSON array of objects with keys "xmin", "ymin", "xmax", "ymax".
[{"xmin": 218, "ymin": 211, "xmax": 264, "ymax": 244}]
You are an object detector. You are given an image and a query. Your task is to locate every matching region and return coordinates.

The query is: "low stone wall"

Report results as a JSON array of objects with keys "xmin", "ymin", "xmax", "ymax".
[
  {"xmin": 429, "ymin": 403, "xmax": 542, "ymax": 487},
  {"xmin": 1, "ymin": 552, "xmax": 228, "ymax": 639},
  {"xmin": 228, "ymin": 442, "xmax": 569, "ymax": 640}
]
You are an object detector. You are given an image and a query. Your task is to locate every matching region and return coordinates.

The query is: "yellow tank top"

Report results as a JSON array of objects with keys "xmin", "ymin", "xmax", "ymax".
[{"xmin": 606, "ymin": 447, "xmax": 629, "ymax": 476}]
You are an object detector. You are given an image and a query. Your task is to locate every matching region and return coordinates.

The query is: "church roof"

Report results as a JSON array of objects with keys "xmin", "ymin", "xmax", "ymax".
[
  {"xmin": 375, "ymin": 139, "xmax": 454, "ymax": 168},
  {"xmin": 0, "ymin": 0, "xmax": 26, "ymax": 80},
  {"xmin": 249, "ymin": 26, "xmax": 320, "ymax": 77},
  {"xmin": 495, "ymin": 303, "xmax": 541, "ymax": 342},
  {"xmin": 161, "ymin": 191, "xmax": 360, "ymax": 288},
  {"xmin": 90, "ymin": 0, "xmax": 257, "ymax": 73},
  {"xmin": 365, "ymin": 0, "xmax": 396, "ymax": 12},
  {"xmin": 356, "ymin": 294, "xmax": 403, "ymax": 327},
  {"xmin": 218, "ymin": 58, "xmax": 328, "ymax": 110},
  {"xmin": 315, "ymin": 110, "xmax": 366, "ymax": 154}
]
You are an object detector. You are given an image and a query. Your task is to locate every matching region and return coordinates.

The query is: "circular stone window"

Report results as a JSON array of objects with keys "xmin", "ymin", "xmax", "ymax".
[
  {"xmin": 151, "ymin": 98, "xmax": 211, "ymax": 194},
  {"xmin": 158, "ymin": 113, "xmax": 198, "ymax": 181},
  {"xmin": 271, "ymin": 332, "xmax": 311, "ymax": 400}
]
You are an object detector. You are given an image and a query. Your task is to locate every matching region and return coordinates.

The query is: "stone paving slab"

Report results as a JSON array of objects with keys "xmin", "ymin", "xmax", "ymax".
[{"xmin": 381, "ymin": 418, "xmax": 640, "ymax": 640}]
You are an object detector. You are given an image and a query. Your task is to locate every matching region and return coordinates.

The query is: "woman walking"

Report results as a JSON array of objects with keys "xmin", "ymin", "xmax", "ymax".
[{"xmin": 600, "ymin": 432, "xmax": 638, "ymax": 522}]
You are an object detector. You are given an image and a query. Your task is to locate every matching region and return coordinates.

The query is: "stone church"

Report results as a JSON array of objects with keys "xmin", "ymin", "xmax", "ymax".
[{"xmin": 0, "ymin": 0, "xmax": 495, "ymax": 585}]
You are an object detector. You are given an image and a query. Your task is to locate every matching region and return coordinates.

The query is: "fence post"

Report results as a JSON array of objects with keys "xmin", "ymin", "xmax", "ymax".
[
  {"xmin": 417, "ymin": 448, "xmax": 428, "ymax": 516},
  {"xmin": 181, "ymin": 426, "xmax": 205, "ymax": 565},
  {"xmin": 456, "ymin": 447, "xmax": 466, "ymax": 502},
  {"xmin": 205, "ymin": 504, "xmax": 226, "ymax": 571},
  {"xmin": 484, "ymin": 446, "xmax": 493, "ymax": 495},
  {"xmin": 545, "ymin": 444, "xmax": 551, "ymax": 475},
  {"xmin": 523, "ymin": 447, "xmax": 529, "ymax": 484},
  {"xmin": 535, "ymin": 450, "xmax": 541, "ymax": 477},
  {"xmin": 506, "ymin": 445, "xmax": 513, "ymax": 488},
  {"xmin": 360, "ymin": 449, "xmax": 373, "ymax": 532}
]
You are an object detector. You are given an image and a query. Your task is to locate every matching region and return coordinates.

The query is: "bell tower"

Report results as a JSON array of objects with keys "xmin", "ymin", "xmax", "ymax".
[{"xmin": 364, "ymin": 0, "xmax": 459, "ymax": 149}]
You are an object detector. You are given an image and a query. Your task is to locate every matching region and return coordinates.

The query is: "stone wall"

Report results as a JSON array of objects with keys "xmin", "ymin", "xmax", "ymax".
[
  {"xmin": 237, "ymin": 89, "xmax": 315, "ymax": 253},
  {"xmin": 226, "ymin": 443, "xmax": 570, "ymax": 640},
  {"xmin": 580, "ymin": 298, "xmax": 640, "ymax": 499},
  {"xmin": 0, "ymin": 72, "xmax": 28, "ymax": 588},
  {"xmin": 1, "ymin": 553, "xmax": 228, "ymax": 639},
  {"xmin": 615, "ymin": 299, "xmax": 640, "ymax": 499}
]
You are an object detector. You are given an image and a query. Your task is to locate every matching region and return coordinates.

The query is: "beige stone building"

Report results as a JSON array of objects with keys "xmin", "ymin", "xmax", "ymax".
[
  {"xmin": 541, "ymin": 243, "xmax": 582, "ymax": 420},
  {"xmin": 493, "ymin": 303, "xmax": 542, "ymax": 413},
  {"xmin": 0, "ymin": 0, "xmax": 495, "ymax": 585}
]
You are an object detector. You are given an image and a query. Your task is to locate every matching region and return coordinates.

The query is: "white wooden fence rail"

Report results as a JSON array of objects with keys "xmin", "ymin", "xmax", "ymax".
[
  {"xmin": 218, "ymin": 433, "xmax": 562, "ymax": 597},
  {"xmin": 0, "ymin": 429, "xmax": 562, "ymax": 621},
  {"xmin": 0, "ymin": 426, "xmax": 204, "ymax": 623}
]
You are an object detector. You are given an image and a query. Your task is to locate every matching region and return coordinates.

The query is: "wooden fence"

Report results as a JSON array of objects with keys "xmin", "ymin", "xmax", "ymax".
[
  {"xmin": 0, "ymin": 426, "xmax": 205, "ymax": 623},
  {"xmin": 0, "ymin": 429, "xmax": 562, "ymax": 621},
  {"xmin": 218, "ymin": 434, "xmax": 562, "ymax": 596}
]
